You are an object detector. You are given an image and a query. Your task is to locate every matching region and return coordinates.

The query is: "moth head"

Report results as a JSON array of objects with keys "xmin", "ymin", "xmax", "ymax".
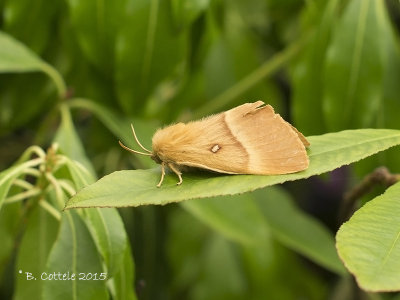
[{"xmin": 150, "ymin": 154, "xmax": 162, "ymax": 164}]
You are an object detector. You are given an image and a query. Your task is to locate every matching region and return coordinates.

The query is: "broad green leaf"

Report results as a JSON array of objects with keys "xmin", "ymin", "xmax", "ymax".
[
  {"xmin": 54, "ymin": 104, "xmax": 96, "ymax": 178},
  {"xmin": 54, "ymin": 109, "xmax": 133, "ymax": 292},
  {"xmin": 0, "ymin": 202, "xmax": 21, "ymax": 280},
  {"xmin": 191, "ymin": 234, "xmax": 246, "ymax": 300},
  {"xmin": 253, "ymin": 187, "xmax": 346, "ymax": 275},
  {"xmin": 43, "ymin": 211, "xmax": 108, "ymax": 300},
  {"xmin": 182, "ymin": 194, "xmax": 269, "ymax": 245},
  {"xmin": 379, "ymin": 23, "xmax": 400, "ymax": 171},
  {"xmin": 0, "ymin": 74, "xmax": 55, "ymax": 133},
  {"xmin": 81, "ymin": 208, "xmax": 127, "ymax": 276},
  {"xmin": 171, "ymin": 0, "xmax": 210, "ymax": 28},
  {"xmin": 109, "ymin": 243, "xmax": 137, "ymax": 300},
  {"xmin": 292, "ymin": 0, "xmax": 339, "ymax": 135},
  {"xmin": 230, "ymin": 0, "xmax": 269, "ymax": 30},
  {"xmin": 192, "ymin": 6, "xmax": 284, "ymax": 118},
  {"xmin": 352, "ymin": 20, "xmax": 400, "ymax": 176},
  {"xmin": 0, "ymin": 31, "xmax": 66, "ymax": 96},
  {"xmin": 203, "ymin": 10, "xmax": 280, "ymax": 111},
  {"xmin": 322, "ymin": 0, "xmax": 388, "ymax": 131},
  {"xmin": 66, "ymin": 0, "xmax": 125, "ymax": 74},
  {"xmin": 241, "ymin": 240, "xmax": 327, "ymax": 299},
  {"xmin": 382, "ymin": 27, "xmax": 400, "ymax": 132},
  {"xmin": 0, "ymin": 31, "xmax": 45, "ymax": 73},
  {"xmin": 54, "ymin": 109, "xmax": 132, "ymax": 287},
  {"xmin": 115, "ymin": 0, "xmax": 186, "ymax": 114},
  {"xmin": 336, "ymin": 182, "xmax": 400, "ymax": 292},
  {"xmin": 54, "ymin": 24, "xmax": 115, "ymax": 106},
  {"xmin": 3, "ymin": 0, "xmax": 61, "ymax": 54},
  {"xmin": 166, "ymin": 207, "xmax": 209, "ymax": 291},
  {"xmin": 65, "ymin": 129, "xmax": 400, "ymax": 209},
  {"xmin": 62, "ymin": 157, "xmax": 95, "ymax": 191},
  {"xmin": 49, "ymin": 104, "xmax": 95, "ymax": 190},
  {"xmin": 13, "ymin": 206, "xmax": 59, "ymax": 300}
]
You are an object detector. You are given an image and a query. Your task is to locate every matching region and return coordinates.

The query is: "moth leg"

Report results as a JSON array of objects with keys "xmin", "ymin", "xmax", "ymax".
[
  {"xmin": 168, "ymin": 163, "xmax": 183, "ymax": 185},
  {"xmin": 157, "ymin": 162, "xmax": 166, "ymax": 188}
]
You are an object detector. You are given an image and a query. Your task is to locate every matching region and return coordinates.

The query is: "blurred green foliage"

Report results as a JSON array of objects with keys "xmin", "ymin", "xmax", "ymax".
[{"xmin": 1, "ymin": 0, "xmax": 400, "ymax": 299}]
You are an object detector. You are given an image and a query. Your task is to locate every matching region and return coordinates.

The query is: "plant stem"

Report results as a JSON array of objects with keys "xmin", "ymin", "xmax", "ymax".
[
  {"xmin": 41, "ymin": 62, "xmax": 67, "ymax": 99},
  {"xmin": 340, "ymin": 166, "xmax": 400, "ymax": 222}
]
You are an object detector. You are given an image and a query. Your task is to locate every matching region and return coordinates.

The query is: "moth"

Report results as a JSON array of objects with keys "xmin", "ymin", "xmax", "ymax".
[{"xmin": 119, "ymin": 101, "xmax": 310, "ymax": 187}]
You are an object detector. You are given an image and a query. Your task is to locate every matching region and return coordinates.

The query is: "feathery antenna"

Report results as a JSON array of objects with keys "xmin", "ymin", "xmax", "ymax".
[
  {"xmin": 118, "ymin": 124, "xmax": 152, "ymax": 156},
  {"xmin": 118, "ymin": 140, "xmax": 152, "ymax": 156},
  {"xmin": 130, "ymin": 124, "xmax": 152, "ymax": 153}
]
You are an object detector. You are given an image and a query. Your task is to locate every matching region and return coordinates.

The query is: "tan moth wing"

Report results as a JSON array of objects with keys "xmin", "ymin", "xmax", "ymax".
[
  {"xmin": 223, "ymin": 101, "xmax": 309, "ymax": 174},
  {"xmin": 151, "ymin": 101, "xmax": 309, "ymax": 175},
  {"xmin": 289, "ymin": 123, "xmax": 310, "ymax": 147}
]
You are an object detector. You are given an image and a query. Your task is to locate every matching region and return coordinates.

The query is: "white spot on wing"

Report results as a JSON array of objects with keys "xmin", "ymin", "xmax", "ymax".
[{"xmin": 211, "ymin": 144, "xmax": 220, "ymax": 153}]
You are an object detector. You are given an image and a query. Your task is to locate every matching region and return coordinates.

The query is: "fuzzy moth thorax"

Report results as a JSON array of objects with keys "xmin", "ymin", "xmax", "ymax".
[
  {"xmin": 152, "ymin": 123, "xmax": 188, "ymax": 150},
  {"xmin": 151, "ymin": 122, "xmax": 197, "ymax": 162}
]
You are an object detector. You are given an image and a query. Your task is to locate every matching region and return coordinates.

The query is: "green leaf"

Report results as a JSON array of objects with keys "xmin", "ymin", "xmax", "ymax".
[
  {"xmin": 62, "ymin": 157, "xmax": 95, "ymax": 190},
  {"xmin": 191, "ymin": 4, "xmax": 305, "ymax": 119},
  {"xmin": 54, "ymin": 104, "xmax": 97, "ymax": 178},
  {"xmin": 3, "ymin": 0, "xmax": 61, "ymax": 54},
  {"xmin": 166, "ymin": 207, "xmax": 208, "ymax": 291},
  {"xmin": 336, "ymin": 182, "xmax": 400, "ymax": 292},
  {"xmin": 80, "ymin": 208, "xmax": 127, "ymax": 276},
  {"xmin": 0, "ymin": 202, "xmax": 21, "ymax": 280},
  {"xmin": 43, "ymin": 211, "xmax": 108, "ymax": 300},
  {"xmin": 110, "ymin": 243, "xmax": 137, "ymax": 300},
  {"xmin": 115, "ymin": 0, "xmax": 186, "ymax": 114},
  {"xmin": 171, "ymin": 0, "xmax": 210, "ymax": 29},
  {"xmin": 241, "ymin": 240, "xmax": 327, "ymax": 299},
  {"xmin": 0, "ymin": 31, "xmax": 66, "ymax": 97},
  {"xmin": 65, "ymin": 129, "xmax": 400, "ymax": 209},
  {"xmin": 322, "ymin": 0, "xmax": 388, "ymax": 131},
  {"xmin": 13, "ymin": 206, "xmax": 59, "ymax": 300},
  {"xmin": 65, "ymin": 0, "xmax": 124, "ymax": 74},
  {"xmin": 0, "ymin": 30, "xmax": 45, "ymax": 73},
  {"xmin": 291, "ymin": 0, "xmax": 340, "ymax": 135},
  {"xmin": 182, "ymin": 194, "xmax": 269, "ymax": 245},
  {"xmin": 0, "ymin": 74, "xmax": 55, "ymax": 133},
  {"xmin": 195, "ymin": 5, "xmax": 282, "ymax": 116},
  {"xmin": 376, "ymin": 21, "xmax": 400, "ymax": 171},
  {"xmin": 191, "ymin": 234, "xmax": 246, "ymax": 300},
  {"xmin": 253, "ymin": 187, "xmax": 346, "ymax": 275}
]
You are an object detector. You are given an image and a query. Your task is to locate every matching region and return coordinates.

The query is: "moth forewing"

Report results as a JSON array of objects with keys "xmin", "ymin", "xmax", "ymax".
[
  {"xmin": 223, "ymin": 102, "xmax": 309, "ymax": 174},
  {"xmin": 120, "ymin": 102, "xmax": 310, "ymax": 187}
]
